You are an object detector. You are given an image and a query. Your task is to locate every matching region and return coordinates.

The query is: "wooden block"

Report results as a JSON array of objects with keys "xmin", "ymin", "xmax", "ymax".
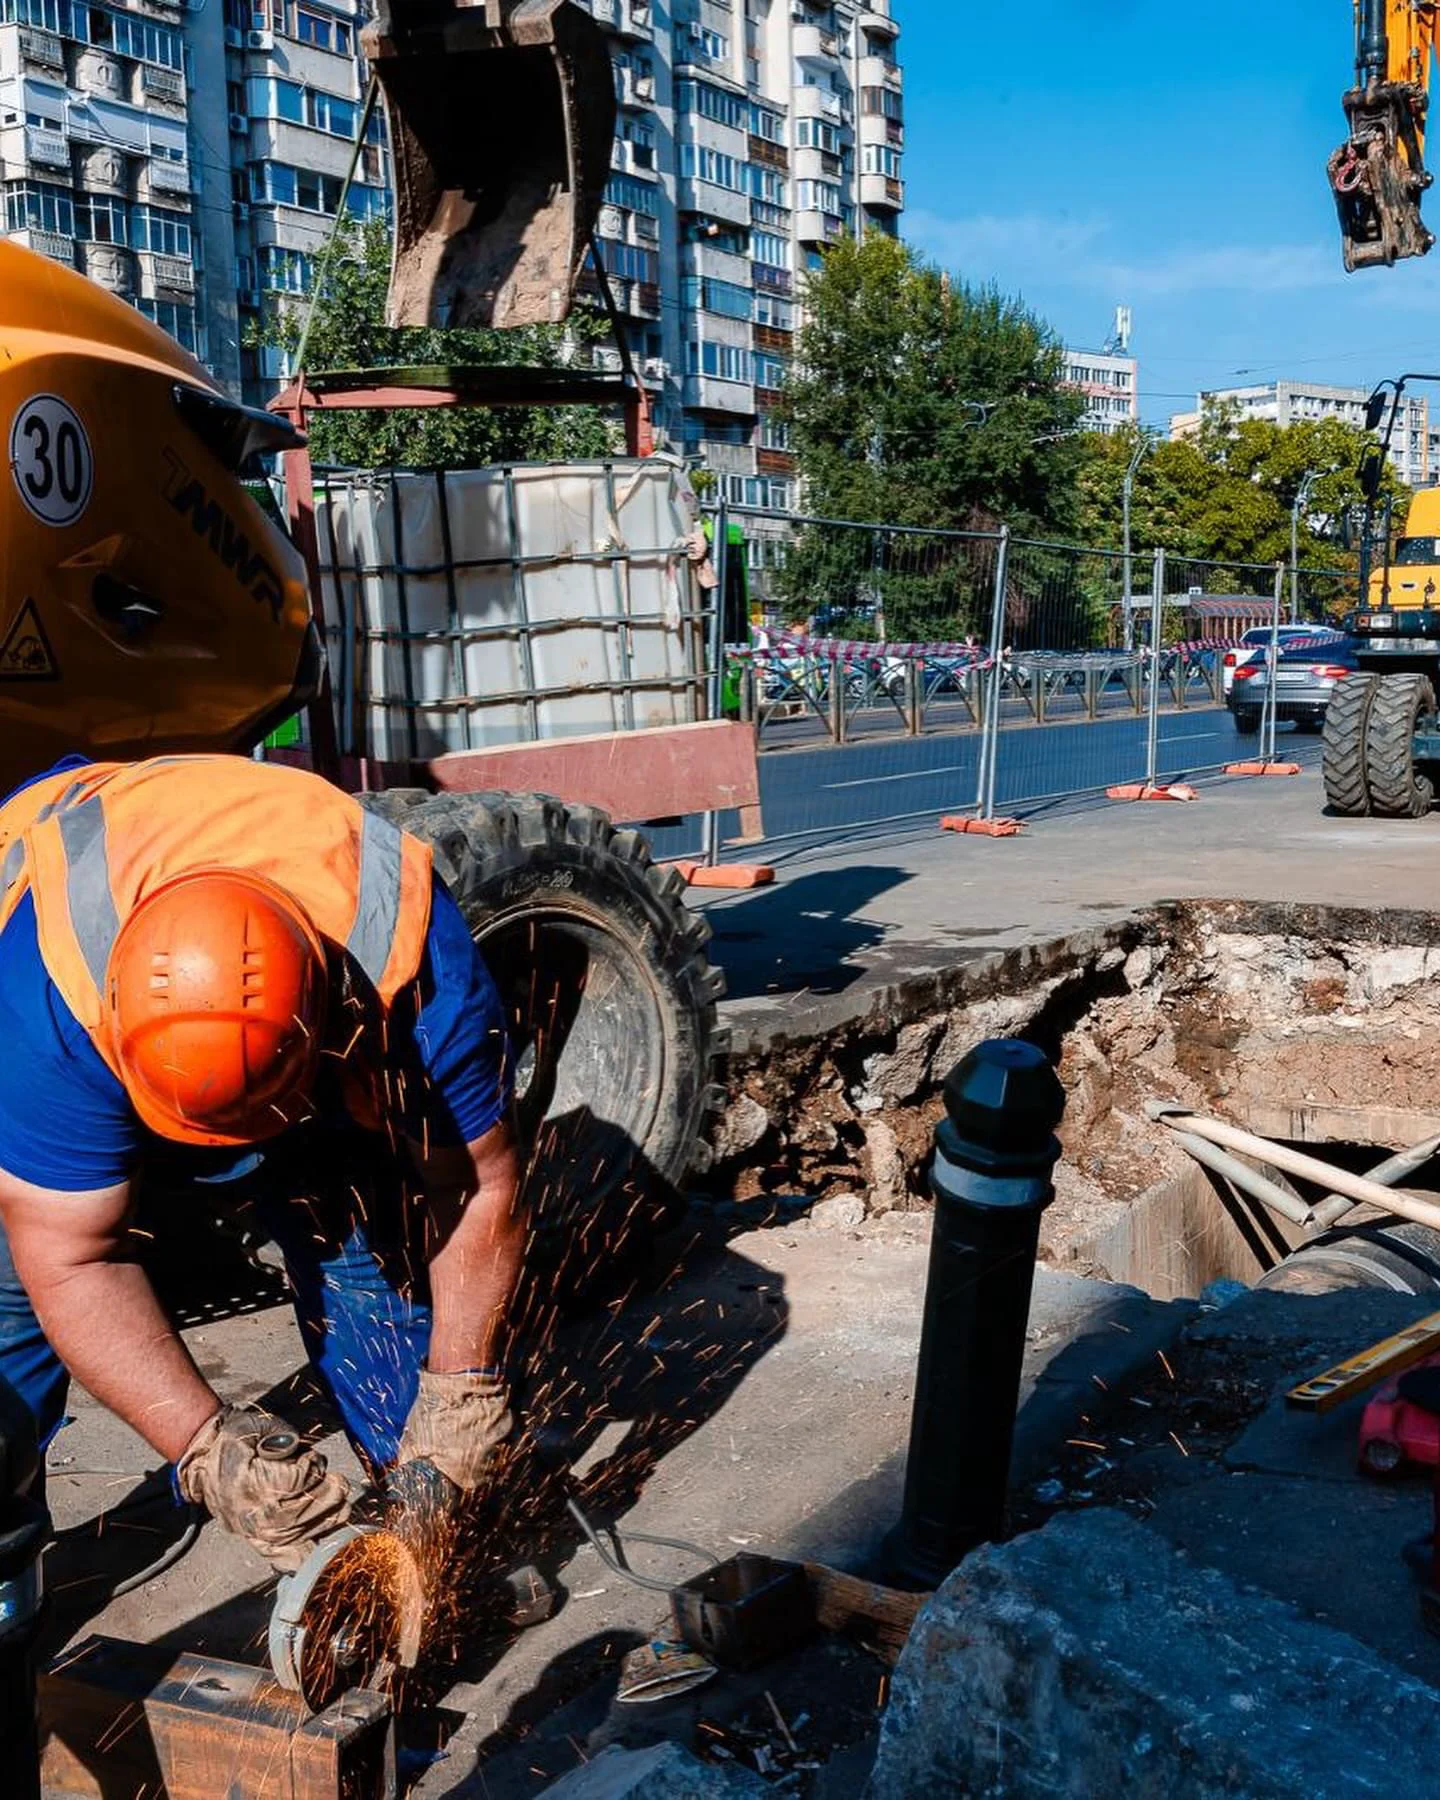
[
  {"xmin": 39, "ymin": 1637, "xmax": 394, "ymax": 1800},
  {"xmin": 802, "ymin": 1562, "xmax": 928, "ymax": 1665}
]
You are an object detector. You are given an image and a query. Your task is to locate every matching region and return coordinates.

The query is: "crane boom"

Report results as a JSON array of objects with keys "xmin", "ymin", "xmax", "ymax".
[{"xmin": 1331, "ymin": 1, "xmax": 1438, "ymax": 269}]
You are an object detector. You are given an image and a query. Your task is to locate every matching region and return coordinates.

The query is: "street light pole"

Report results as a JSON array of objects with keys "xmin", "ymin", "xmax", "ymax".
[
  {"xmin": 1291, "ymin": 471, "xmax": 1318, "ymax": 623},
  {"xmin": 1122, "ymin": 436, "xmax": 1150, "ymax": 650}
]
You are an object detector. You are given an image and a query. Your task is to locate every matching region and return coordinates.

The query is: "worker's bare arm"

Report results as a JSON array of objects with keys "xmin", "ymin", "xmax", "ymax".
[
  {"xmin": 412, "ymin": 1116, "xmax": 524, "ymax": 1373},
  {"xmin": 0, "ymin": 1168, "xmax": 220, "ymax": 1461}
]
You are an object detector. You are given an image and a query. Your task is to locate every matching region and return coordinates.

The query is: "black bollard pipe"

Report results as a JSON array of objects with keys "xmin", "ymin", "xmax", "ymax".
[{"xmin": 885, "ymin": 1039, "xmax": 1065, "ymax": 1591}]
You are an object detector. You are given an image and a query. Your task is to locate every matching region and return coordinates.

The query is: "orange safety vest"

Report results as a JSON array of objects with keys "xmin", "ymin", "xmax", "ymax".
[{"xmin": 0, "ymin": 756, "xmax": 433, "ymax": 1075}]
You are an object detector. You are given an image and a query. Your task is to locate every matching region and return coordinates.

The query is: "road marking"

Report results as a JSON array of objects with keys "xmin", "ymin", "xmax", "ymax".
[{"xmin": 823, "ymin": 764, "xmax": 974, "ymax": 790}]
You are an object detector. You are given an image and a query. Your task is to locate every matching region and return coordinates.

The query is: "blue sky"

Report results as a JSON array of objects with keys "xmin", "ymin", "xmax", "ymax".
[{"xmin": 899, "ymin": 0, "xmax": 1440, "ymax": 425}]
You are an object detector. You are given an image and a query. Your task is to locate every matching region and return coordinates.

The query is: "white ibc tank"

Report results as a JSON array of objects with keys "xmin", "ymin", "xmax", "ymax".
[{"xmin": 313, "ymin": 457, "xmax": 708, "ymax": 761}]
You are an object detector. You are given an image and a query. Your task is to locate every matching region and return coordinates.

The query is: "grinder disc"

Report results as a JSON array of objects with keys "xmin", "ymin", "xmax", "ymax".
[{"xmin": 269, "ymin": 1525, "xmax": 427, "ymax": 1710}]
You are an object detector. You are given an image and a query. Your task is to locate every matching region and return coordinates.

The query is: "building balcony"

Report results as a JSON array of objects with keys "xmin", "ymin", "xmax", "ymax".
[
  {"xmin": 614, "ymin": 64, "xmax": 655, "ymax": 108},
  {"xmin": 588, "ymin": 0, "xmax": 651, "ymax": 38},
  {"xmin": 794, "ymin": 23, "xmax": 843, "ymax": 64},
  {"xmin": 795, "ymin": 207, "xmax": 844, "ymax": 245},
  {"xmin": 858, "ymin": 108, "xmax": 900, "ymax": 147},
  {"xmin": 792, "ymin": 84, "xmax": 848, "ymax": 128},
  {"xmin": 683, "ymin": 239, "xmax": 751, "ymax": 285},
  {"xmin": 859, "ymin": 53, "xmax": 903, "ymax": 90},
  {"xmin": 137, "ymin": 249, "xmax": 195, "ymax": 296},
  {"xmin": 140, "ymin": 63, "xmax": 186, "ymax": 109},
  {"xmin": 859, "ymin": 3, "xmax": 900, "ymax": 40},
  {"xmin": 793, "ymin": 144, "xmax": 844, "ymax": 183},
  {"xmin": 16, "ymin": 26, "xmax": 64, "ymax": 71},
  {"xmin": 683, "ymin": 374, "xmax": 755, "ymax": 415},
  {"xmin": 749, "ymin": 134, "xmax": 788, "ymax": 172},
  {"xmin": 9, "ymin": 227, "xmax": 74, "ymax": 266},
  {"xmin": 677, "ymin": 176, "xmax": 750, "ymax": 229},
  {"xmin": 860, "ymin": 172, "xmax": 903, "ymax": 211},
  {"xmin": 757, "ymin": 447, "xmax": 795, "ymax": 475},
  {"xmin": 753, "ymin": 322, "xmax": 792, "ymax": 353},
  {"xmin": 24, "ymin": 125, "xmax": 69, "ymax": 170},
  {"xmin": 751, "ymin": 262, "xmax": 791, "ymax": 295}
]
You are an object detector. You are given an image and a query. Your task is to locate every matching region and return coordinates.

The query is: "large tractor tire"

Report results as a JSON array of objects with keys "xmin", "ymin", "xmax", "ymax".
[
  {"xmin": 361, "ymin": 790, "xmax": 725, "ymax": 1296},
  {"xmin": 1365, "ymin": 672, "xmax": 1435, "ymax": 819},
  {"xmin": 1321, "ymin": 671, "xmax": 1378, "ymax": 815}
]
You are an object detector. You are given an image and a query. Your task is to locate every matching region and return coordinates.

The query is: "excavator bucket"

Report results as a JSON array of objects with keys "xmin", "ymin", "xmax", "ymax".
[
  {"xmin": 1330, "ymin": 78, "xmax": 1436, "ymax": 270},
  {"xmin": 364, "ymin": 0, "xmax": 617, "ymax": 329}
]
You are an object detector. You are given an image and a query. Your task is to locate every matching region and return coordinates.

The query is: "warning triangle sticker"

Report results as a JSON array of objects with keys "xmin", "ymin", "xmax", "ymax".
[{"xmin": 0, "ymin": 599, "xmax": 58, "ymax": 681}]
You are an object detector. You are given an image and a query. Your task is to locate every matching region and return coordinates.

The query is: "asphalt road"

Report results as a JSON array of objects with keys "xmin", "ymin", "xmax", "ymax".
[{"xmin": 644, "ymin": 704, "xmax": 1321, "ymax": 859}]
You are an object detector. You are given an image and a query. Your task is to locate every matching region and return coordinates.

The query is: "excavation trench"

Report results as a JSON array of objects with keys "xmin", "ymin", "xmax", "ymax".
[{"xmin": 711, "ymin": 899, "xmax": 1440, "ymax": 1299}]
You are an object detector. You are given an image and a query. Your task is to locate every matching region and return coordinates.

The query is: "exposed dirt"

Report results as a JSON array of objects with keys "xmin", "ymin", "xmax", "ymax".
[{"xmin": 707, "ymin": 900, "xmax": 1440, "ymax": 1280}]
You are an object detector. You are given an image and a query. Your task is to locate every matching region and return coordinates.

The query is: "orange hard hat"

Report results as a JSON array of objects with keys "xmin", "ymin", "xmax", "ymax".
[{"xmin": 106, "ymin": 870, "xmax": 329, "ymax": 1146}]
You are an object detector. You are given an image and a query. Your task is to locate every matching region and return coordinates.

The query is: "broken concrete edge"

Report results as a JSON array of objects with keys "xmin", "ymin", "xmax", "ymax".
[
  {"xmin": 867, "ymin": 1507, "xmax": 1440, "ymax": 1800},
  {"xmin": 717, "ymin": 917, "xmax": 1152, "ymax": 1061}
]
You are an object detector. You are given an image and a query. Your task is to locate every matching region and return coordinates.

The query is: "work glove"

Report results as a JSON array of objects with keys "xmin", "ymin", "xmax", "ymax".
[
  {"xmin": 176, "ymin": 1405, "xmax": 352, "ymax": 1573},
  {"xmin": 394, "ymin": 1368, "xmax": 513, "ymax": 1494}
]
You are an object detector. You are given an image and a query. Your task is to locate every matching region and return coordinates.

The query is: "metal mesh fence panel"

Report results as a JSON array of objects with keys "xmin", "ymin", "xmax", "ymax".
[{"xmin": 724, "ymin": 509, "xmax": 1003, "ymax": 750}]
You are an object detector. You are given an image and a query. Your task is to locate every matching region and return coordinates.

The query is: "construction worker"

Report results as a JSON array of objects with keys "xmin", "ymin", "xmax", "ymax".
[{"xmin": 0, "ymin": 753, "xmax": 522, "ymax": 1572}]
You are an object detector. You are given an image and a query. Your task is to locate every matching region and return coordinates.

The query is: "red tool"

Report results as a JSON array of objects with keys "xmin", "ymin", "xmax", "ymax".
[{"xmin": 1358, "ymin": 1352, "xmax": 1440, "ymax": 1476}]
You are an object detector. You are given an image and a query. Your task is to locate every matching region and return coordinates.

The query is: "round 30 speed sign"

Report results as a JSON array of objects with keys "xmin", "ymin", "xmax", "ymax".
[{"xmin": 9, "ymin": 394, "xmax": 94, "ymax": 528}]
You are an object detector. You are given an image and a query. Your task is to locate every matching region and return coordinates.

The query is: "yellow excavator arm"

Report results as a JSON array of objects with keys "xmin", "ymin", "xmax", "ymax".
[{"xmin": 1332, "ymin": 1, "xmax": 1438, "ymax": 267}]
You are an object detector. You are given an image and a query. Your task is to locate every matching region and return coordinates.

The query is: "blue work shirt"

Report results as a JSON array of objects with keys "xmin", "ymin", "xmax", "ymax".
[{"xmin": 0, "ymin": 762, "xmax": 512, "ymax": 1191}]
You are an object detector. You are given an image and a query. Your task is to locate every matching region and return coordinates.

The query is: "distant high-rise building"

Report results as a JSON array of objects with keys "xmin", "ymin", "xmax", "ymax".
[
  {"xmin": 0, "ymin": 0, "xmax": 209, "ymax": 368},
  {"xmin": 577, "ymin": 0, "xmax": 907, "ymax": 575},
  {"xmin": 1174, "ymin": 380, "xmax": 1432, "ymax": 489},
  {"xmin": 1061, "ymin": 345, "xmax": 1138, "ymax": 436}
]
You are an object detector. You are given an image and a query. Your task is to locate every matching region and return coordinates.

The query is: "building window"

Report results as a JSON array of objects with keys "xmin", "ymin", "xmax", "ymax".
[
  {"xmin": 746, "ymin": 164, "xmax": 786, "ymax": 206},
  {"xmin": 677, "ymin": 77, "xmax": 747, "ymax": 132},
  {"xmin": 749, "ymin": 101, "xmax": 785, "ymax": 145},
  {"xmin": 686, "ymin": 339, "xmax": 750, "ymax": 384},
  {"xmin": 594, "ymin": 238, "xmax": 659, "ymax": 285},
  {"xmin": 680, "ymin": 143, "xmax": 745, "ymax": 193},
  {"xmin": 3, "ymin": 179, "xmax": 74, "ymax": 235},
  {"xmin": 860, "ymin": 86, "xmax": 903, "ymax": 121},
  {"xmin": 606, "ymin": 173, "xmax": 659, "ymax": 217},
  {"xmin": 73, "ymin": 2, "xmax": 184, "ymax": 68},
  {"xmin": 794, "ymin": 118, "xmax": 841, "ymax": 153},
  {"xmin": 132, "ymin": 205, "xmax": 191, "ymax": 256},
  {"xmin": 76, "ymin": 193, "xmax": 129, "ymax": 243},
  {"xmin": 136, "ymin": 297, "xmax": 196, "ymax": 351},
  {"xmin": 795, "ymin": 179, "xmax": 841, "ymax": 214},
  {"xmin": 754, "ymin": 291, "xmax": 792, "ymax": 329},
  {"xmin": 760, "ymin": 415, "xmax": 790, "ymax": 450},
  {"xmin": 753, "ymin": 352, "xmax": 786, "ymax": 390},
  {"xmin": 259, "ymin": 243, "xmax": 312, "ymax": 292},
  {"xmin": 861, "ymin": 142, "xmax": 901, "ymax": 178},
  {"xmin": 294, "ymin": 4, "xmax": 351, "ymax": 51},
  {"xmin": 749, "ymin": 228, "xmax": 789, "ymax": 269},
  {"xmin": 683, "ymin": 274, "xmax": 751, "ymax": 320}
]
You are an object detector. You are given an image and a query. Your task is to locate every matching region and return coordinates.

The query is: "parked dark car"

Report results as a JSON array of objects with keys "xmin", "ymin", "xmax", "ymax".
[{"xmin": 1227, "ymin": 630, "xmax": 1357, "ymax": 734}]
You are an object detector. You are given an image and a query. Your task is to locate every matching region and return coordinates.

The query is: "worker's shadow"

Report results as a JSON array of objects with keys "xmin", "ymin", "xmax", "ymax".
[{"xmin": 702, "ymin": 865, "xmax": 909, "ymax": 1001}]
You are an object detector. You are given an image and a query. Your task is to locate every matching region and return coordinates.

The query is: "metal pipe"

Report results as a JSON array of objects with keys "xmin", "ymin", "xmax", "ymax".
[
  {"xmin": 1145, "ymin": 547, "xmax": 1164, "ymax": 786},
  {"xmin": 1358, "ymin": 0, "xmax": 1388, "ymax": 84},
  {"xmin": 886, "ymin": 1039, "xmax": 1066, "ymax": 1589},
  {"xmin": 1262, "ymin": 563, "xmax": 1283, "ymax": 764},
  {"xmin": 978, "ymin": 527, "xmax": 1009, "ymax": 822},
  {"xmin": 1313, "ymin": 1130, "xmax": 1440, "ymax": 1228},
  {"xmin": 1169, "ymin": 1130, "xmax": 1315, "ymax": 1227},
  {"xmin": 1146, "ymin": 1103, "xmax": 1440, "ymax": 1233},
  {"xmin": 701, "ymin": 501, "xmax": 729, "ymax": 867}
]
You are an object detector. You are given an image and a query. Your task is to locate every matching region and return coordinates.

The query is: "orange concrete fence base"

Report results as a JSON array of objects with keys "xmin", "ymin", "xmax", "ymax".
[
  {"xmin": 1222, "ymin": 760, "xmax": 1302, "ymax": 777},
  {"xmin": 668, "ymin": 859, "xmax": 775, "ymax": 889},
  {"xmin": 939, "ymin": 815, "xmax": 1025, "ymax": 837},
  {"xmin": 1105, "ymin": 782, "xmax": 1199, "ymax": 803}
]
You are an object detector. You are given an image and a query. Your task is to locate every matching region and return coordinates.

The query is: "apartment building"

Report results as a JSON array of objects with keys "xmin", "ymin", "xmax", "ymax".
[
  {"xmin": 1173, "ymin": 380, "xmax": 1432, "ymax": 489},
  {"xmin": 581, "ymin": 0, "xmax": 906, "ymax": 574},
  {"xmin": 0, "ymin": 0, "xmax": 208, "ymax": 365},
  {"xmin": 1061, "ymin": 346, "xmax": 1138, "ymax": 436}
]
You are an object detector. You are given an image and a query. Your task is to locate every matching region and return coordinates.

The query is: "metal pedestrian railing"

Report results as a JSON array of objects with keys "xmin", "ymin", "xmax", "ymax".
[{"xmin": 696, "ymin": 503, "xmax": 1361, "ymax": 846}]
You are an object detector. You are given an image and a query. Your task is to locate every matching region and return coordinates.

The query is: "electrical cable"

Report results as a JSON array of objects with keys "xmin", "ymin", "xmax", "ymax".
[
  {"xmin": 50, "ymin": 1468, "xmax": 205, "ymax": 1595},
  {"xmin": 564, "ymin": 1495, "xmax": 717, "ymax": 1595}
]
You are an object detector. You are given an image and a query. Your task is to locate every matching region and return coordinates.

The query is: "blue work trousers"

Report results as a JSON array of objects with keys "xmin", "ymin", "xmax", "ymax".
[{"xmin": 0, "ymin": 1132, "xmax": 433, "ymax": 1476}]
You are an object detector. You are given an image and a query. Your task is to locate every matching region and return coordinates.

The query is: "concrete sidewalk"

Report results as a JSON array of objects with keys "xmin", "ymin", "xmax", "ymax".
[{"xmin": 697, "ymin": 768, "xmax": 1440, "ymax": 1047}]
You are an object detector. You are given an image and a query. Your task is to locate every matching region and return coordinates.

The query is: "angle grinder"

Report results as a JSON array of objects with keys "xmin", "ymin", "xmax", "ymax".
[{"xmin": 268, "ymin": 1523, "xmax": 427, "ymax": 1710}]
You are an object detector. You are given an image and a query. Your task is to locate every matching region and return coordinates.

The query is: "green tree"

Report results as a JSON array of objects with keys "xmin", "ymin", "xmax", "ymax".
[
  {"xmin": 250, "ymin": 217, "xmax": 622, "ymax": 468},
  {"xmin": 1076, "ymin": 405, "xmax": 1406, "ymax": 600},
  {"xmin": 775, "ymin": 234, "xmax": 1086, "ymax": 636}
]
